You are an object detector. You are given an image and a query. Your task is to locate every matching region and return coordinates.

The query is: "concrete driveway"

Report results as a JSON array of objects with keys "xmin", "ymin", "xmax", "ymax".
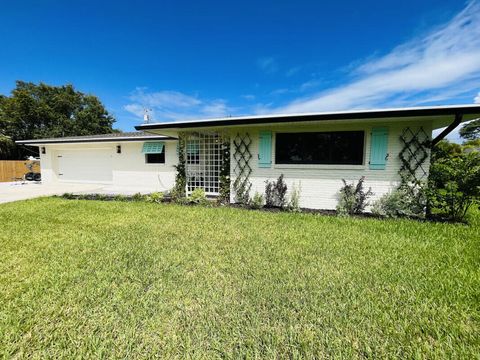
[{"xmin": 0, "ymin": 182, "xmax": 107, "ymax": 204}]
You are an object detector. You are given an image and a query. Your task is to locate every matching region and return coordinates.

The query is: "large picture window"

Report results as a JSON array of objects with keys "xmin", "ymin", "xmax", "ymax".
[{"xmin": 275, "ymin": 131, "xmax": 364, "ymax": 165}]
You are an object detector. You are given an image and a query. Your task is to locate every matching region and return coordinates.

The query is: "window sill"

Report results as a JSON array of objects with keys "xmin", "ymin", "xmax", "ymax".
[{"xmin": 273, "ymin": 164, "xmax": 366, "ymax": 170}]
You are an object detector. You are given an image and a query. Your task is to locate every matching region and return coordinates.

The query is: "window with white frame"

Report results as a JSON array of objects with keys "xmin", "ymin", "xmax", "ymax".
[
  {"xmin": 142, "ymin": 142, "xmax": 165, "ymax": 164},
  {"xmin": 186, "ymin": 142, "xmax": 200, "ymax": 164}
]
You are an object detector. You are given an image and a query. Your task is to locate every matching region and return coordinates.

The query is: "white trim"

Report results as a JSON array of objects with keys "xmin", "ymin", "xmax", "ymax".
[
  {"xmin": 139, "ymin": 104, "xmax": 480, "ymax": 128},
  {"xmin": 274, "ymin": 164, "xmax": 366, "ymax": 170},
  {"xmin": 17, "ymin": 137, "xmax": 174, "ymax": 145}
]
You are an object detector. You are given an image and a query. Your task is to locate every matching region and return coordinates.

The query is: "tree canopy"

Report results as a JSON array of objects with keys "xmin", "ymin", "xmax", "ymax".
[
  {"xmin": 0, "ymin": 81, "xmax": 116, "ymax": 159},
  {"xmin": 459, "ymin": 118, "xmax": 480, "ymax": 140}
]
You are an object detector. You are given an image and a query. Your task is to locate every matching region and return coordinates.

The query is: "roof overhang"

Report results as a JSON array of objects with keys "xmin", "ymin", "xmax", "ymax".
[
  {"xmin": 16, "ymin": 136, "xmax": 177, "ymax": 146},
  {"xmin": 135, "ymin": 104, "xmax": 480, "ymax": 136}
]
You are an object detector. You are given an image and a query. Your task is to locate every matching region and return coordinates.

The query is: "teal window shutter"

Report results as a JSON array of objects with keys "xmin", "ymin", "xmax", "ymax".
[
  {"xmin": 258, "ymin": 131, "xmax": 272, "ymax": 168},
  {"xmin": 369, "ymin": 128, "xmax": 388, "ymax": 170},
  {"xmin": 142, "ymin": 142, "xmax": 165, "ymax": 154}
]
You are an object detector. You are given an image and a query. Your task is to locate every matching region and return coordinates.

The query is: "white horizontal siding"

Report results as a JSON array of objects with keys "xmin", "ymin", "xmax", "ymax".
[{"xmin": 228, "ymin": 120, "xmax": 432, "ymax": 210}]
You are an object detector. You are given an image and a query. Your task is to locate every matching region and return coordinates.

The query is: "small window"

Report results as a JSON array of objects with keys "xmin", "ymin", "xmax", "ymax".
[
  {"xmin": 41, "ymin": 147, "xmax": 46, "ymax": 154},
  {"xmin": 186, "ymin": 142, "xmax": 200, "ymax": 164},
  {"xmin": 143, "ymin": 141, "xmax": 165, "ymax": 164},
  {"xmin": 275, "ymin": 131, "xmax": 364, "ymax": 165},
  {"xmin": 145, "ymin": 153, "xmax": 165, "ymax": 164}
]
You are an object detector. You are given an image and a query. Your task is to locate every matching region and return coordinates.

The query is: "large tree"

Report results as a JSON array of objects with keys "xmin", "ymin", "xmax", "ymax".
[
  {"xmin": 0, "ymin": 81, "xmax": 116, "ymax": 159},
  {"xmin": 459, "ymin": 119, "xmax": 480, "ymax": 140}
]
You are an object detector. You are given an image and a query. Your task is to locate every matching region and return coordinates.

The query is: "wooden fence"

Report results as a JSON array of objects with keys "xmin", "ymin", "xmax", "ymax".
[{"xmin": 0, "ymin": 160, "xmax": 41, "ymax": 182}]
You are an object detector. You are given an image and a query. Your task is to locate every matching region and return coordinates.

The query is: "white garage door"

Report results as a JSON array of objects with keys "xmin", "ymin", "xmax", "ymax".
[{"xmin": 57, "ymin": 148, "xmax": 113, "ymax": 183}]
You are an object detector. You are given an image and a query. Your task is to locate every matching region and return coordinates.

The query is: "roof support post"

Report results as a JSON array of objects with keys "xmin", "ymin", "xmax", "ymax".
[{"xmin": 430, "ymin": 113, "xmax": 463, "ymax": 147}]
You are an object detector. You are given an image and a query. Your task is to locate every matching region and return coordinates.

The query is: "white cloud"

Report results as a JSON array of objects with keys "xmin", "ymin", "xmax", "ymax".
[
  {"xmin": 123, "ymin": 104, "xmax": 144, "ymax": 118},
  {"xmin": 270, "ymin": 88, "xmax": 289, "ymax": 95},
  {"xmin": 241, "ymin": 94, "xmax": 256, "ymax": 101},
  {"xmin": 299, "ymin": 79, "xmax": 321, "ymax": 92},
  {"xmin": 128, "ymin": 88, "xmax": 201, "ymax": 109},
  {"xmin": 201, "ymin": 100, "xmax": 230, "ymax": 117},
  {"xmin": 286, "ymin": 66, "xmax": 301, "ymax": 77},
  {"xmin": 257, "ymin": 57, "xmax": 279, "ymax": 74},
  {"xmin": 475, "ymin": 92, "xmax": 480, "ymax": 104},
  {"xmin": 124, "ymin": 88, "xmax": 234, "ymax": 122},
  {"xmin": 275, "ymin": 1, "xmax": 480, "ymax": 114}
]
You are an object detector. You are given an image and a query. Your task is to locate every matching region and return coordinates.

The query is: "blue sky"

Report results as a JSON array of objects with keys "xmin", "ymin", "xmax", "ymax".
[{"xmin": 1, "ymin": 0, "xmax": 479, "ymax": 138}]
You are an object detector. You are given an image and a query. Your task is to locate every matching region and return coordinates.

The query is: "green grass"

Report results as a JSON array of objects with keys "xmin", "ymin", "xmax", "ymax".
[{"xmin": 0, "ymin": 198, "xmax": 479, "ymax": 358}]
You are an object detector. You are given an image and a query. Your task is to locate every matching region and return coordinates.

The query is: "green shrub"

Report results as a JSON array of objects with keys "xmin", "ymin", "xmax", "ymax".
[
  {"xmin": 372, "ymin": 184, "xmax": 426, "ymax": 218},
  {"xmin": 249, "ymin": 192, "xmax": 264, "ymax": 209},
  {"xmin": 233, "ymin": 176, "xmax": 251, "ymax": 205},
  {"xmin": 287, "ymin": 182, "xmax": 301, "ymax": 212},
  {"xmin": 173, "ymin": 196, "xmax": 189, "ymax": 205},
  {"xmin": 146, "ymin": 192, "xmax": 164, "ymax": 203},
  {"xmin": 188, "ymin": 188, "xmax": 209, "ymax": 205},
  {"xmin": 336, "ymin": 177, "xmax": 373, "ymax": 216},
  {"xmin": 112, "ymin": 194, "xmax": 128, "ymax": 202},
  {"xmin": 265, "ymin": 174, "xmax": 288, "ymax": 208},
  {"xmin": 62, "ymin": 193, "xmax": 75, "ymax": 199},
  {"xmin": 428, "ymin": 151, "xmax": 480, "ymax": 221},
  {"xmin": 131, "ymin": 193, "xmax": 146, "ymax": 202}
]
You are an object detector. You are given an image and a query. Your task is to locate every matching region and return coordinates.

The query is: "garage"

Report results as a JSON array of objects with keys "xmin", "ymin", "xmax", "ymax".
[{"xmin": 57, "ymin": 148, "xmax": 113, "ymax": 183}]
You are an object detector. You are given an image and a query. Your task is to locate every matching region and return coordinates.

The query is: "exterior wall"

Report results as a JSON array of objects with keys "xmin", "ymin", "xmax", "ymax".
[
  {"xmin": 36, "ymin": 118, "xmax": 432, "ymax": 208},
  {"xmin": 228, "ymin": 120, "xmax": 432, "ymax": 210},
  {"xmin": 111, "ymin": 141, "xmax": 177, "ymax": 191},
  {"xmin": 40, "ymin": 140, "xmax": 178, "ymax": 192},
  {"xmin": 38, "ymin": 149, "xmax": 56, "ymax": 183}
]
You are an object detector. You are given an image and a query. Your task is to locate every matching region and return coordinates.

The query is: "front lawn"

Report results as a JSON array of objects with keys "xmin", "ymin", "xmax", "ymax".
[{"xmin": 0, "ymin": 198, "xmax": 479, "ymax": 358}]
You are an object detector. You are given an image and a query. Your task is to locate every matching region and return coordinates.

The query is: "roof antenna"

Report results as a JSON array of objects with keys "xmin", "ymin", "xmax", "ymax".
[{"xmin": 143, "ymin": 108, "xmax": 152, "ymax": 123}]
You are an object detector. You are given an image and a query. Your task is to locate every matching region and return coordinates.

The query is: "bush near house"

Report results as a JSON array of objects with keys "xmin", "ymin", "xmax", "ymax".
[
  {"xmin": 336, "ymin": 176, "xmax": 373, "ymax": 216},
  {"xmin": 249, "ymin": 191, "xmax": 264, "ymax": 209},
  {"xmin": 372, "ymin": 182, "xmax": 427, "ymax": 219},
  {"xmin": 427, "ymin": 151, "xmax": 480, "ymax": 221},
  {"xmin": 0, "ymin": 198, "xmax": 478, "ymax": 358},
  {"xmin": 265, "ymin": 174, "xmax": 288, "ymax": 208}
]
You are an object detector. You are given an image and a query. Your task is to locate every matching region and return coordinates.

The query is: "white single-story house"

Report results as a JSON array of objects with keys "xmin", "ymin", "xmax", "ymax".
[{"xmin": 17, "ymin": 105, "xmax": 480, "ymax": 209}]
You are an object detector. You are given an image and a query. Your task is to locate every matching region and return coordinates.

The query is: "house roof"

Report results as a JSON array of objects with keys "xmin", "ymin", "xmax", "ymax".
[
  {"xmin": 135, "ymin": 104, "xmax": 480, "ymax": 132},
  {"xmin": 16, "ymin": 131, "xmax": 176, "ymax": 145}
]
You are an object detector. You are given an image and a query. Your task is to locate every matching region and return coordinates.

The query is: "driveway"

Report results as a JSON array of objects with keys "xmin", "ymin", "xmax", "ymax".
[{"xmin": 0, "ymin": 182, "xmax": 107, "ymax": 204}]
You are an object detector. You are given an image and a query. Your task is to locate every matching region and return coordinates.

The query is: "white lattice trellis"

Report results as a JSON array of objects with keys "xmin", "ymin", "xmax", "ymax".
[{"xmin": 185, "ymin": 132, "xmax": 226, "ymax": 195}]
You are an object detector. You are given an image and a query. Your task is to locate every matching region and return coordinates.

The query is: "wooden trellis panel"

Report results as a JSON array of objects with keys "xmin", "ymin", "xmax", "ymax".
[
  {"xmin": 399, "ymin": 127, "xmax": 430, "ymax": 182},
  {"xmin": 232, "ymin": 133, "xmax": 252, "ymax": 202}
]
